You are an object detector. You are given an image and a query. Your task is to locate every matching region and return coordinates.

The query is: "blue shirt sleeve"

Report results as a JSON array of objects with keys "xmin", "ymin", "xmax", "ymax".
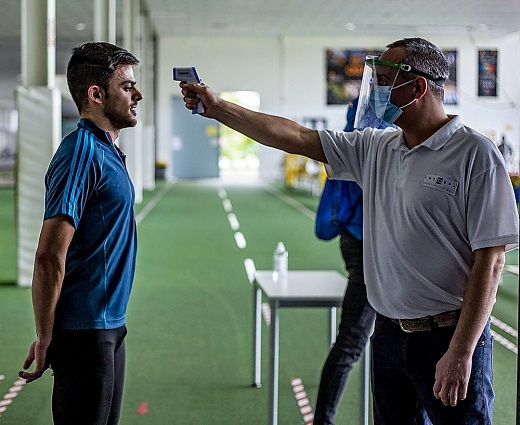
[{"xmin": 44, "ymin": 128, "xmax": 96, "ymax": 228}]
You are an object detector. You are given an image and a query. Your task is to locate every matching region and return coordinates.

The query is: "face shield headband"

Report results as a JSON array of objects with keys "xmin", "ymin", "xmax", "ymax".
[
  {"xmin": 369, "ymin": 58, "xmax": 447, "ymax": 88},
  {"xmin": 353, "ymin": 56, "xmax": 447, "ymax": 129}
]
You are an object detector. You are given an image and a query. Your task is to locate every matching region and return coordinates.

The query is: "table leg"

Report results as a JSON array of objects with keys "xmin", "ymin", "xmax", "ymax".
[
  {"xmin": 269, "ymin": 300, "xmax": 280, "ymax": 425},
  {"xmin": 328, "ymin": 306, "xmax": 337, "ymax": 346},
  {"xmin": 253, "ymin": 283, "xmax": 262, "ymax": 388},
  {"xmin": 363, "ymin": 340, "xmax": 370, "ymax": 425}
]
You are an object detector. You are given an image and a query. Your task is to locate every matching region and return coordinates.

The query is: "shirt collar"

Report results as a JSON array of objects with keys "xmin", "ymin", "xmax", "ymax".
[
  {"xmin": 389, "ymin": 115, "xmax": 463, "ymax": 151},
  {"xmin": 78, "ymin": 118, "xmax": 113, "ymax": 145}
]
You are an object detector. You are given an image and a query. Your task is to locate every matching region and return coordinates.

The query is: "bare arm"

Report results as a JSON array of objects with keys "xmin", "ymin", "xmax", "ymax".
[
  {"xmin": 180, "ymin": 82, "xmax": 327, "ymax": 163},
  {"xmin": 19, "ymin": 215, "xmax": 75, "ymax": 382},
  {"xmin": 433, "ymin": 245, "xmax": 505, "ymax": 406}
]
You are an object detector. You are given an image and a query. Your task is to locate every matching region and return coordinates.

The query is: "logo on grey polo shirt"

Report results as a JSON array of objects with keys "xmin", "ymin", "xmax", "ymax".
[{"xmin": 422, "ymin": 174, "xmax": 458, "ymax": 195}]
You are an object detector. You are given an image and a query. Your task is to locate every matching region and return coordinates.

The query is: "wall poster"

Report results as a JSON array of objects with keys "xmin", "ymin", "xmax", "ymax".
[
  {"xmin": 326, "ymin": 48, "xmax": 459, "ymax": 105},
  {"xmin": 478, "ymin": 50, "xmax": 498, "ymax": 97},
  {"xmin": 443, "ymin": 50, "xmax": 458, "ymax": 105},
  {"xmin": 326, "ymin": 48, "xmax": 383, "ymax": 105}
]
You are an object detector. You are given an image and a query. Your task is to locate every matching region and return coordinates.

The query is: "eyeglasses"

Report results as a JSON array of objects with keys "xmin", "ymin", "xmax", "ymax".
[{"xmin": 366, "ymin": 56, "xmax": 446, "ymax": 87}]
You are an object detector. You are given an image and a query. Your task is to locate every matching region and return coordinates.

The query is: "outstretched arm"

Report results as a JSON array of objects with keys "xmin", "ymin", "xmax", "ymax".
[{"xmin": 180, "ymin": 82, "xmax": 327, "ymax": 163}]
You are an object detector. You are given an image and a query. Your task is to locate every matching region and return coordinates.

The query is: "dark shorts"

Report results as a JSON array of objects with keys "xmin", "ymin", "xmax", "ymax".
[{"xmin": 49, "ymin": 326, "xmax": 127, "ymax": 425}]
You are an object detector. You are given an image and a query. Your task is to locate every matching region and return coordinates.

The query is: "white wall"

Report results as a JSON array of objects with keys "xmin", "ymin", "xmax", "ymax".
[
  {"xmin": 157, "ymin": 32, "xmax": 520, "ymax": 180},
  {"xmin": 439, "ymin": 33, "xmax": 520, "ymax": 154},
  {"xmin": 157, "ymin": 36, "xmax": 284, "ymax": 179}
]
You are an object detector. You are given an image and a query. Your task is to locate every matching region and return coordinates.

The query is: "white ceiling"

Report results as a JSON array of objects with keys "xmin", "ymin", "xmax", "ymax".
[
  {"xmin": 0, "ymin": 0, "xmax": 518, "ymax": 81},
  {"xmin": 1, "ymin": 0, "xmax": 519, "ymax": 40},
  {"xmin": 145, "ymin": 0, "xmax": 520, "ymax": 37}
]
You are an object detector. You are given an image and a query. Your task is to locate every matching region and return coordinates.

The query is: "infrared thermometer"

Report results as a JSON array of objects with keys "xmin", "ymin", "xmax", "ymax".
[{"xmin": 173, "ymin": 67, "xmax": 205, "ymax": 114}]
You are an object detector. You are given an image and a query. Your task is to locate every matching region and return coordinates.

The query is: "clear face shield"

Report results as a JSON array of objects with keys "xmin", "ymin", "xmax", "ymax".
[
  {"xmin": 354, "ymin": 55, "xmax": 406, "ymax": 129},
  {"xmin": 353, "ymin": 55, "xmax": 447, "ymax": 129}
]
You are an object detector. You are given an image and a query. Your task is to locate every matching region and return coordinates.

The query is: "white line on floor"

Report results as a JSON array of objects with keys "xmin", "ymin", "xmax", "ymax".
[
  {"xmin": 218, "ymin": 189, "xmax": 227, "ymax": 200},
  {"xmin": 227, "ymin": 213, "xmax": 240, "ymax": 230},
  {"xmin": 244, "ymin": 258, "xmax": 256, "ymax": 284},
  {"xmin": 135, "ymin": 182, "xmax": 175, "ymax": 225},
  {"xmin": 504, "ymin": 265, "xmax": 519, "ymax": 275},
  {"xmin": 234, "ymin": 232, "xmax": 247, "ymax": 249},
  {"xmin": 264, "ymin": 185, "xmax": 316, "ymax": 220},
  {"xmin": 491, "ymin": 330, "xmax": 518, "ymax": 354},
  {"xmin": 222, "ymin": 198, "xmax": 233, "ymax": 212},
  {"xmin": 491, "ymin": 315, "xmax": 518, "ymax": 339}
]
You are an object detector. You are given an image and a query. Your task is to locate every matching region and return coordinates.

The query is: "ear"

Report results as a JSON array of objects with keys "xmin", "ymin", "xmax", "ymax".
[
  {"xmin": 87, "ymin": 85, "xmax": 105, "ymax": 105},
  {"xmin": 414, "ymin": 77, "xmax": 428, "ymax": 100}
]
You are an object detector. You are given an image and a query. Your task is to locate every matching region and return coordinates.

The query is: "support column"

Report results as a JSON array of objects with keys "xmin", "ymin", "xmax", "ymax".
[
  {"xmin": 119, "ymin": 0, "xmax": 143, "ymax": 203},
  {"xmin": 140, "ymin": 10, "xmax": 155, "ymax": 190},
  {"xmin": 94, "ymin": 0, "xmax": 116, "ymax": 43},
  {"xmin": 17, "ymin": 0, "xmax": 61, "ymax": 287}
]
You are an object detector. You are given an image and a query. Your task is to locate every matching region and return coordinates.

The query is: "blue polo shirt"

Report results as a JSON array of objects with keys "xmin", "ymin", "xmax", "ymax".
[{"xmin": 44, "ymin": 118, "xmax": 137, "ymax": 330}]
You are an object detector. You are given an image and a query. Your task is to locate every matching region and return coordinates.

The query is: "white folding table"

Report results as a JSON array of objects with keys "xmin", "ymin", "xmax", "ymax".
[{"xmin": 251, "ymin": 270, "xmax": 369, "ymax": 425}]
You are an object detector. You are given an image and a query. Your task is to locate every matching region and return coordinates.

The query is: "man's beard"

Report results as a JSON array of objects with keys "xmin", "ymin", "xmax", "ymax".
[{"xmin": 104, "ymin": 100, "xmax": 137, "ymax": 130}]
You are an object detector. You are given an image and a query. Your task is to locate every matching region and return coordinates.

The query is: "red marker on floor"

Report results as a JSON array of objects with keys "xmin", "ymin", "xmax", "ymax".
[{"xmin": 136, "ymin": 402, "xmax": 149, "ymax": 415}]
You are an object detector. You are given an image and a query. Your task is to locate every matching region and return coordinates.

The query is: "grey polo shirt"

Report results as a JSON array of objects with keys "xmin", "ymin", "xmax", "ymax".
[{"xmin": 319, "ymin": 115, "xmax": 519, "ymax": 319}]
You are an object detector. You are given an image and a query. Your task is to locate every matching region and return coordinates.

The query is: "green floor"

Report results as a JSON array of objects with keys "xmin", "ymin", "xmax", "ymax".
[{"xmin": 0, "ymin": 180, "xmax": 518, "ymax": 424}]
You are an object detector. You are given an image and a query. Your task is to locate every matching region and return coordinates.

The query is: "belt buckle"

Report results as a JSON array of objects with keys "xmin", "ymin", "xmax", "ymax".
[{"xmin": 398, "ymin": 319, "xmax": 414, "ymax": 333}]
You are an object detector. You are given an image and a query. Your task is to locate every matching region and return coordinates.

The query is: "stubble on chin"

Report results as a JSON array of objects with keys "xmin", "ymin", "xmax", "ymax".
[{"xmin": 105, "ymin": 109, "xmax": 138, "ymax": 130}]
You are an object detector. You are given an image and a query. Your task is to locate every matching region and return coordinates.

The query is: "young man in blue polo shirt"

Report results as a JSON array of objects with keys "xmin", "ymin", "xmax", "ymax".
[
  {"xmin": 179, "ymin": 38, "xmax": 519, "ymax": 424},
  {"xmin": 19, "ymin": 42, "xmax": 142, "ymax": 425}
]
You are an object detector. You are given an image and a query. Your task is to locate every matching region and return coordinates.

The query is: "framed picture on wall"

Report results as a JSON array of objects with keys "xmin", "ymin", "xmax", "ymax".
[
  {"xmin": 326, "ymin": 48, "xmax": 383, "ymax": 105},
  {"xmin": 443, "ymin": 50, "xmax": 458, "ymax": 105},
  {"xmin": 478, "ymin": 50, "xmax": 498, "ymax": 97},
  {"xmin": 326, "ymin": 48, "xmax": 459, "ymax": 106},
  {"xmin": 302, "ymin": 117, "xmax": 328, "ymax": 130}
]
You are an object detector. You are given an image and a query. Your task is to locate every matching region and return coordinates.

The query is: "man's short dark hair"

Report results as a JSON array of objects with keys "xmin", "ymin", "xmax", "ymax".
[
  {"xmin": 66, "ymin": 42, "xmax": 139, "ymax": 114},
  {"xmin": 386, "ymin": 38, "xmax": 449, "ymax": 102}
]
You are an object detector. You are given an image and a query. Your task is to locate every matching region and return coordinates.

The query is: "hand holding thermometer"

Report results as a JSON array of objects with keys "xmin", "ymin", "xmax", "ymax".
[{"xmin": 172, "ymin": 67, "xmax": 205, "ymax": 114}]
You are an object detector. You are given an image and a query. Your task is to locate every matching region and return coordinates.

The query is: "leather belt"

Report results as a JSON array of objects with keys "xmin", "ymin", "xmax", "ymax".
[{"xmin": 390, "ymin": 309, "xmax": 461, "ymax": 333}]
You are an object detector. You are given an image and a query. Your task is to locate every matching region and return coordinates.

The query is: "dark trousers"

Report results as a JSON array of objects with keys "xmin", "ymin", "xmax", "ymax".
[
  {"xmin": 372, "ymin": 315, "xmax": 494, "ymax": 424},
  {"xmin": 314, "ymin": 230, "xmax": 376, "ymax": 424},
  {"xmin": 49, "ymin": 326, "xmax": 127, "ymax": 425}
]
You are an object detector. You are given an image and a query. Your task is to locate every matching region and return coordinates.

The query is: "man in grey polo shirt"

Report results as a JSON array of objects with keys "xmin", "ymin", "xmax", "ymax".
[{"xmin": 179, "ymin": 37, "xmax": 519, "ymax": 424}]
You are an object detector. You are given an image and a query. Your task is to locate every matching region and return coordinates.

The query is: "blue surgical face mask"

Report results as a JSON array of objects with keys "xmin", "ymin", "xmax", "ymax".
[{"xmin": 369, "ymin": 79, "xmax": 416, "ymax": 124}]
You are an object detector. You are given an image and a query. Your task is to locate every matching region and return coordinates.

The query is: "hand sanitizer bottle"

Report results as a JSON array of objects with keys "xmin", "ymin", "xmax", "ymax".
[{"xmin": 273, "ymin": 241, "xmax": 288, "ymax": 281}]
